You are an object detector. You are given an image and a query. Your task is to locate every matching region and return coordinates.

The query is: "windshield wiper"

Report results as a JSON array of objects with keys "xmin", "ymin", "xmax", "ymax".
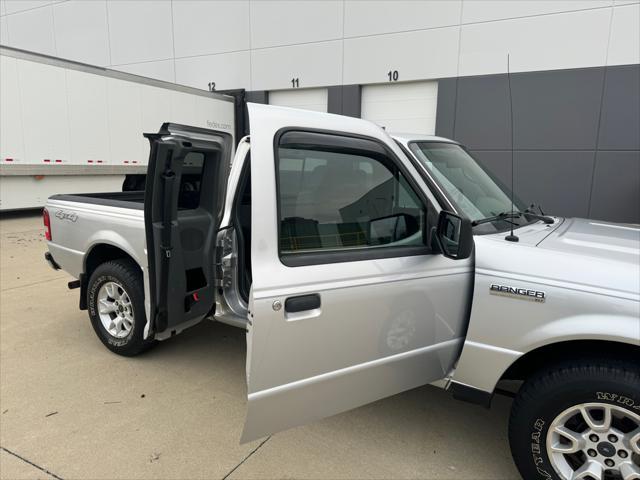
[
  {"xmin": 523, "ymin": 210, "xmax": 554, "ymax": 224},
  {"xmin": 472, "ymin": 208, "xmax": 555, "ymax": 227},
  {"xmin": 524, "ymin": 205, "xmax": 554, "ymax": 224},
  {"xmin": 471, "ymin": 211, "xmax": 521, "ymax": 226}
]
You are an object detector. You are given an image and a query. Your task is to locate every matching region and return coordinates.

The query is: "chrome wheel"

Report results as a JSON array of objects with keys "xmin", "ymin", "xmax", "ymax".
[
  {"xmin": 547, "ymin": 402, "xmax": 640, "ymax": 480},
  {"xmin": 97, "ymin": 281, "xmax": 134, "ymax": 338}
]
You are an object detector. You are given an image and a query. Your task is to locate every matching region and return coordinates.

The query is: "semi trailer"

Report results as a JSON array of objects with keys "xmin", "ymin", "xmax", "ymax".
[{"xmin": 0, "ymin": 45, "xmax": 235, "ymax": 211}]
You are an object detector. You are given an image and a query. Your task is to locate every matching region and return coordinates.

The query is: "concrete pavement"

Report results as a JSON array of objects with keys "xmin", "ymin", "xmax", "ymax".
[{"xmin": 0, "ymin": 212, "xmax": 520, "ymax": 479}]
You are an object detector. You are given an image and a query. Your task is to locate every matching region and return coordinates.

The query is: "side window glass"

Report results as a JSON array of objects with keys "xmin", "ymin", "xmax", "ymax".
[
  {"xmin": 178, "ymin": 152, "xmax": 204, "ymax": 210},
  {"xmin": 277, "ymin": 133, "xmax": 430, "ymax": 254}
]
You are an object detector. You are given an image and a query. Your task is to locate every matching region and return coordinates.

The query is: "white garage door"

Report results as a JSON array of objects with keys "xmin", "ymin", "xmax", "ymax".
[
  {"xmin": 269, "ymin": 88, "xmax": 328, "ymax": 112},
  {"xmin": 361, "ymin": 81, "xmax": 438, "ymax": 134}
]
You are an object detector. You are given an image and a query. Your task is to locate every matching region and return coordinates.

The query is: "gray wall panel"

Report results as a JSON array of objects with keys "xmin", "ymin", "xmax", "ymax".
[
  {"xmin": 434, "ymin": 65, "xmax": 640, "ymax": 223},
  {"xmin": 455, "ymin": 74, "xmax": 512, "ymax": 150},
  {"xmin": 514, "ymin": 151, "xmax": 595, "ymax": 218},
  {"xmin": 328, "ymin": 84, "xmax": 361, "ymax": 118},
  {"xmin": 246, "ymin": 90, "xmax": 269, "ymax": 104},
  {"xmin": 511, "ymin": 68, "xmax": 604, "ymax": 150},
  {"xmin": 469, "ymin": 150, "xmax": 512, "ymax": 191},
  {"xmin": 589, "ymin": 151, "xmax": 640, "ymax": 223},
  {"xmin": 435, "ymin": 78, "xmax": 456, "ymax": 140},
  {"xmin": 598, "ymin": 65, "xmax": 640, "ymax": 150},
  {"xmin": 327, "ymin": 85, "xmax": 343, "ymax": 115},
  {"xmin": 342, "ymin": 85, "xmax": 362, "ymax": 118}
]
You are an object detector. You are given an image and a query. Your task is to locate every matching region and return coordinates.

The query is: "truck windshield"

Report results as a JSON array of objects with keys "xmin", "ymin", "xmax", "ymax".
[{"xmin": 409, "ymin": 141, "xmax": 531, "ymax": 233}]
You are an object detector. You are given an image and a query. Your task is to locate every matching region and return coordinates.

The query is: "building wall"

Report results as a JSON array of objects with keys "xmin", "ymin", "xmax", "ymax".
[
  {"xmin": 1, "ymin": 0, "xmax": 639, "ymax": 222},
  {"xmin": 435, "ymin": 65, "xmax": 640, "ymax": 223},
  {"xmin": 2, "ymin": 1, "xmax": 637, "ymax": 89}
]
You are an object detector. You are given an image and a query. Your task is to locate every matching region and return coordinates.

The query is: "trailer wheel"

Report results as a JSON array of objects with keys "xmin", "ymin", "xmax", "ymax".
[
  {"xmin": 509, "ymin": 358, "xmax": 640, "ymax": 480},
  {"xmin": 87, "ymin": 259, "xmax": 156, "ymax": 356}
]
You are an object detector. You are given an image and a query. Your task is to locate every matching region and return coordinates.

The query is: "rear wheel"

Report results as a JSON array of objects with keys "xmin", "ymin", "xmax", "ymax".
[
  {"xmin": 509, "ymin": 359, "xmax": 640, "ymax": 480},
  {"xmin": 87, "ymin": 259, "xmax": 156, "ymax": 356}
]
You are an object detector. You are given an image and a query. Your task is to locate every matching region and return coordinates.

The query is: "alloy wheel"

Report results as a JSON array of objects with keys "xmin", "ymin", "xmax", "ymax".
[
  {"xmin": 547, "ymin": 402, "xmax": 640, "ymax": 480},
  {"xmin": 97, "ymin": 281, "xmax": 134, "ymax": 338}
]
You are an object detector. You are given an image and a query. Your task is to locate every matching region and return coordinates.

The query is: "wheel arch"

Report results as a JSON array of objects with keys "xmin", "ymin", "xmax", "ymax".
[
  {"xmin": 81, "ymin": 243, "xmax": 142, "ymax": 310},
  {"xmin": 500, "ymin": 339, "xmax": 640, "ymax": 382}
]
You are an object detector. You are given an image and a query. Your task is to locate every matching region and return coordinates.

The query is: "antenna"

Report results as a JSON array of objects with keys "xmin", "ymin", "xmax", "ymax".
[{"xmin": 505, "ymin": 53, "xmax": 519, "ymax": 243}]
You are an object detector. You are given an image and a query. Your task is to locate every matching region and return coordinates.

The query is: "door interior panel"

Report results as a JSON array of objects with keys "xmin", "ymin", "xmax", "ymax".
[{"xmin": 144, "ymin": 123, "xmax": 232, "ymax": 335}]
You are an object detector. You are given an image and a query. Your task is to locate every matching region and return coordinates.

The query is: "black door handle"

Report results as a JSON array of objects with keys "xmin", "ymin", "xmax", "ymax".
[{"xmin": 285, "ymin": 294, "xmax": 321, "ymax": 313}]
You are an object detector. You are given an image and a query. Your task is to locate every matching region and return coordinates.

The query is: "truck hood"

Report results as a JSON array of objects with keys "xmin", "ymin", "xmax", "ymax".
[
  {"xmin": 537, "ymin": 217, "xmax": 640, "ymax": 265},
  {"xmin": 475, "ymin": 218, "xmax": 640, "ymax": 299}
]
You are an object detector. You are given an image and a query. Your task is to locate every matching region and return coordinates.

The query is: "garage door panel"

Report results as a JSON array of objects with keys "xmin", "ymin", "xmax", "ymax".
[
  {"xmin": 269, "ymin": 88, "xmax": 328, "ymax": 113},
  {"xmin": 370, "ymin": 117, "xmax": 437, "ymax": 135},
  {"xmin": 362, "ymin": 99, "xmax": 436, "ymax": 117},
  {"xmin": 361, "ymin": 81, "xmax": 438, "ymax": 134},
  {"xmin": 362, "ymin": 82, "xmax": 438, "ymax": 100}
]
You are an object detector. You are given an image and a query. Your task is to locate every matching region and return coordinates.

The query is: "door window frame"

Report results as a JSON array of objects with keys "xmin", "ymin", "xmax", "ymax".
[{"xmin": 273, "ymin": 127, "xmax": 436, "ymax": 267}]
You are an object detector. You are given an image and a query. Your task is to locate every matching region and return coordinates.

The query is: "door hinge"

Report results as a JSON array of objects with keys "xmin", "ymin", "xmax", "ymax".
[
  {"xmin": 214, "ymin": 247, "xmax": 223, "ymax": 285},
  {"xmin": 214, "ymin": 230, "xmax": 235, "ymax": 288},
  {"xmin": 214, "ymin": 254, "xmax": 234, "ymax": 288}
]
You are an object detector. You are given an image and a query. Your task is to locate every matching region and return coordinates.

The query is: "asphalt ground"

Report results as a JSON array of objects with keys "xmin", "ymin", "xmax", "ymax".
[{"xmin": 0, "ymin": 211, "xmax": 520, "ymax": 479}]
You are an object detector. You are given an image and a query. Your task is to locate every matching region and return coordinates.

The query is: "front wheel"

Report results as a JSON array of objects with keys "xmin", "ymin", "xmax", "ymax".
[
  {"xmin": 87, "ymin": 259, "xmax": 156, "ymax": 356},
  {"xmin": 509, "ymin": 359, "xmax": 640, "ymax": 480}
]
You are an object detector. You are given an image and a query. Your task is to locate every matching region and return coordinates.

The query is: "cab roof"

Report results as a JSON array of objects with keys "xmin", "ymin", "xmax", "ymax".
[{"xmin": 390, "ymin": 133, "xmax": 459, "ymax": 146}]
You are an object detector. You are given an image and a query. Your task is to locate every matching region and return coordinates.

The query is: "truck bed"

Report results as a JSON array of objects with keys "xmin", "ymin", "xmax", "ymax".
[
  {"xmin": 45, "ymin": 190, "xmax": 147, "ymax": 280},
  {"xmin": 49, "ymin": 191, "xmax": 145, "ymax": 210}
]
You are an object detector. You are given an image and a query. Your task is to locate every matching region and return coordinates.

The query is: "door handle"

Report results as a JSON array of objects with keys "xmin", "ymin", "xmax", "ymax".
[{"xmin": 285, "ymin": 294, "xmax": 321, "ymax": 313}]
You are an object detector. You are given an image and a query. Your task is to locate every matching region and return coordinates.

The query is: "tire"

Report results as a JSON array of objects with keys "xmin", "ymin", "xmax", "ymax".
[
  {"xmin": 87, "ymin": 259, "xmax": 156, "ymax": 356},
  {"xmin": 509, "ymin": 358, "xmax": 640, "ymax": 480}
]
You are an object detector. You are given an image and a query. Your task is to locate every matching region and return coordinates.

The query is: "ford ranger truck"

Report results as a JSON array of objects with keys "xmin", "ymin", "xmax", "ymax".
[{"xmin": 44, "ymin": 104, "xmax": 640, "ymax": 480}]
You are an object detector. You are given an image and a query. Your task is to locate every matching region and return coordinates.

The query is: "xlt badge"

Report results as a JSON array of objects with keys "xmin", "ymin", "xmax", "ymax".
[{"xmin": 490, "ymin": 284, "xmax": 546, "ymax": 303}]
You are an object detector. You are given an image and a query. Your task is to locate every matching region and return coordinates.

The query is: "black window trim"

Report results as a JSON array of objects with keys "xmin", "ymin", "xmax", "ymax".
[
  {"xmin": 273, "ymin": 127, "xmax": 435, "ymax": 268},
  {"xmin": 394, "ymin": 140, "xmax": 458, "ymax": 214}
]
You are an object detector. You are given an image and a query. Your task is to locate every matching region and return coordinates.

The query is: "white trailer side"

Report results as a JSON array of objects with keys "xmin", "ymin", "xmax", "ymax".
[{"xmin": 0, "ymin": 46, "xmax": 235, "ymax": 211}]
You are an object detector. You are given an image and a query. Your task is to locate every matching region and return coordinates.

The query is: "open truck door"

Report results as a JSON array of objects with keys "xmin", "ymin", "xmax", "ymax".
[
  {"xmin": 242, "ymin": 104, "xmax": 473, "ymax": 442},
  {"xmin": 144, "ymin": 123, "xmax": 233, "ymax": 338}
]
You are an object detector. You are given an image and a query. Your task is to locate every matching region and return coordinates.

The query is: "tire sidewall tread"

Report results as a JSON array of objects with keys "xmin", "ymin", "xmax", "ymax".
[
  {"xmin": 509, "ymin": 359, "xmax": 640, "ymax": 480},
  {"xmin": 87, "ymin": 259, "xmax": 155, "ymax": 356}
]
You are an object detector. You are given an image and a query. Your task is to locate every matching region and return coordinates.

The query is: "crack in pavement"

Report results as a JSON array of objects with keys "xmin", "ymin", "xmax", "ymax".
[
  {"xmin": 1, "ymin": 446, "xmax": 64, "ymax": 480},
  {"xmin": 0, "ymin": 276, "xmax": 67, "ymax": 293},
  {"xmin": 0, "ymin": 228, "xmax": 44, "ymax": 236},
  {"xmin": 221, "ymin": 436, "xmax": 271, "ymax": 480}
]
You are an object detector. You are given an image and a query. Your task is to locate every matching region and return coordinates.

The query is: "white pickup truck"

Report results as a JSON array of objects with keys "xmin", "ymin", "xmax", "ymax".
[{"xmin": 44, "ymin": 104, "xmax": 639, "ymax": 480}]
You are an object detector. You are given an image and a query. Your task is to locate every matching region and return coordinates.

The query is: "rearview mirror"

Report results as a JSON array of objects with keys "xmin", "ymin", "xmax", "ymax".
[
  {"xmin": 435, "ymin": 211, "xmax": 473, "ymax": 260},
  {"xmin": 368, "ymin": 213, "xmax": 419, "ymax": 245}
]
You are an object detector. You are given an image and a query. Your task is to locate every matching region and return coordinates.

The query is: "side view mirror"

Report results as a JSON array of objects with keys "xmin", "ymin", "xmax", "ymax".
[
  {"xmin": 368, "ymin": 213, "xmax": 419, "ymax": 245},
  {"xmin": 434, "ymin": 210, "xmax": 473, "ymax": 260}
]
